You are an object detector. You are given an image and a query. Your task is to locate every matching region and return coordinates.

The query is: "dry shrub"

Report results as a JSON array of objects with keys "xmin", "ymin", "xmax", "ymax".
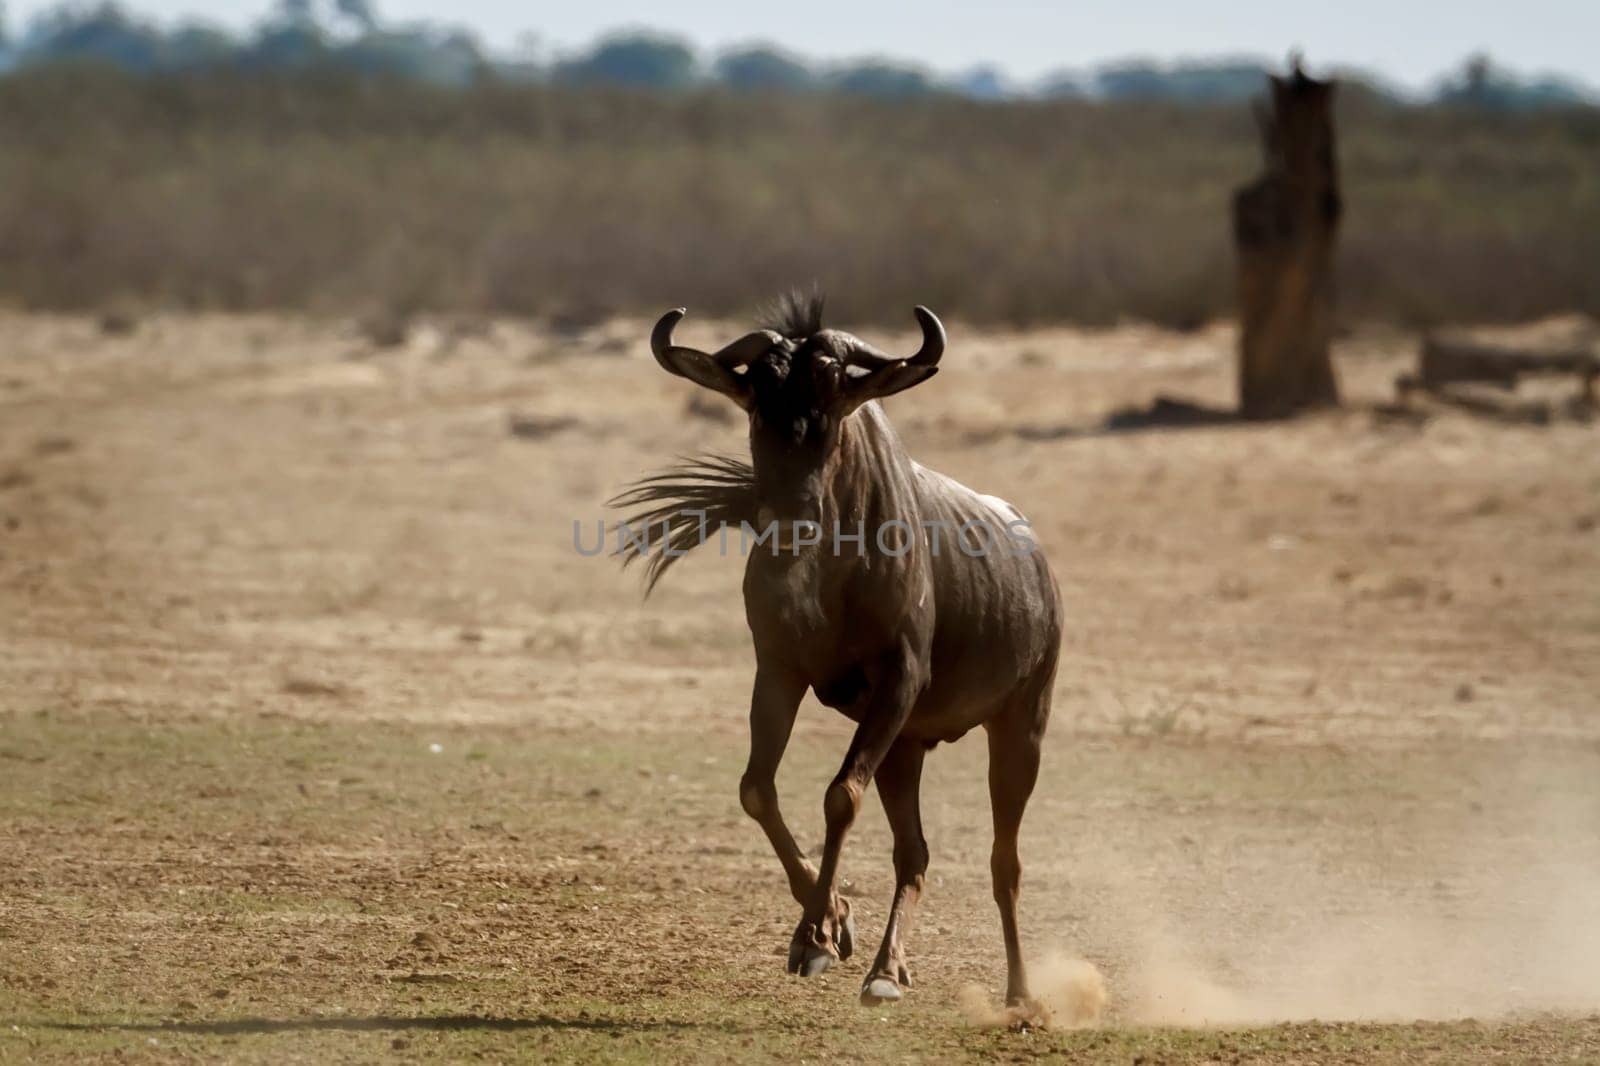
[{"xmin": 0, "ymin": 68, "xmax": 1596, "ymax": 327}]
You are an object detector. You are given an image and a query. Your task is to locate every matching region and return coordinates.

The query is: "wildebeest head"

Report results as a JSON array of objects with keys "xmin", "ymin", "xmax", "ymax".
[{"xmin": 650, "ymin": 294, "xmax": 944, "ymax": 523}]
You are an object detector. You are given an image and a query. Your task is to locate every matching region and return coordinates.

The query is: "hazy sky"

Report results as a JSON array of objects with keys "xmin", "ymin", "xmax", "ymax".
[{"xmin": 9, "ymin": 0, "xmax": 1599, "ymax": 89}]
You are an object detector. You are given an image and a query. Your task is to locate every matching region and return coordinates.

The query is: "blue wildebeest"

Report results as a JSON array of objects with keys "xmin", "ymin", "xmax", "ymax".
[{"xmin": 614, "ymin": 292, "xmax": 1061, "ymax": 1007}]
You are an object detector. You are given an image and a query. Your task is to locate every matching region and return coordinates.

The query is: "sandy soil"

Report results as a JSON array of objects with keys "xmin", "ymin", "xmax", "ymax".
[{"xmin": 0, "ymin": 310, "xmax": 1597, "ymax": 1062}]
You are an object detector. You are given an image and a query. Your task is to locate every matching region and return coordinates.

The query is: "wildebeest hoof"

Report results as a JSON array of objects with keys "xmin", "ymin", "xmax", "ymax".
[
  {"xmin": 787, "ymin": 935, "xmax": 836, "ymax": 976},
  {"xmin": 787, "ymin": 924, "xmax": 838, "ymax": 976},
  {"xmin": 835, "ymin": 903, "xmax": 855, "ymax": 960},
  {"xmin": 859, "ymin": 976, "xmax": 902, "ymax": 1006},
  {"xmin": 787, "ymin": 899, "xmax": 853, "ymax": 974},
  {"xmin": 800, "ymin": 947, "xmax": 834, "ymax": 976}
]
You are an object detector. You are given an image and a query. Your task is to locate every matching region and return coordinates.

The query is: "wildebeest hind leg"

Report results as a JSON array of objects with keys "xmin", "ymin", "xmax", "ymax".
[
  {"xmin": 859, "ymin": 738, "xmax": 928, "ymax": 1006},
  {"xmin": 985, "ymin": 689, "xmax": 1047, "ymax": 1008}
]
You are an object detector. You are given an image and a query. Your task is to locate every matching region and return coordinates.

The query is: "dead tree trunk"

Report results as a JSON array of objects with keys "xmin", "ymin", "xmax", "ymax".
[{"xmin": 1233, "ymin": 63, "xmax": 1342, "ymax": 418}]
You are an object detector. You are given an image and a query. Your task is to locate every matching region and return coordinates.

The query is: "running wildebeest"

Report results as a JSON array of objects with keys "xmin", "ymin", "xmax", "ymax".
[{"xmin": 613, "ymin": 292, "xmax": 1062, "ymax": 1008}]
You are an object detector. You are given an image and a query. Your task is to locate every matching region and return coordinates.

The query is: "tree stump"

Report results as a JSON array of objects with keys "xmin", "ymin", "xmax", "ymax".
[{"xmin": 1233, "ymin": 63, "xmax": 1342, "ymax": 418}]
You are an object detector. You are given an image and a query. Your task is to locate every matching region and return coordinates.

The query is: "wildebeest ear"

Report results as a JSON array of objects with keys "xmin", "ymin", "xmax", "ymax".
[
  {"xmin": 655, "ymin": 346, "xmax": 754, "ymax": 409},
  {"xmin": 837, "ymin": 362, "xmax": 940, "ymax": 414},
  {"xmin": 650, "ymin": 309, "xmax": 777, "ymax": 411}
]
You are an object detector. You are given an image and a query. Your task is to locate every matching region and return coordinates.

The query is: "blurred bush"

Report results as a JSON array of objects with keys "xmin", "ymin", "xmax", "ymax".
[
  {"xmin": 713, "ymin": 46, "xmax": 817, "ymax": 93},
  {"xmin": 551, "ymin": 32, "xmax": 697, "ymax": 91},
  {"xmin": 0, "ymin": 68, "xmax": 1594, "ymax": 327}
]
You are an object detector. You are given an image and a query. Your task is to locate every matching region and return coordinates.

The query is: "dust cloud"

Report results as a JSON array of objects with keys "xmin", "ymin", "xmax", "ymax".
[
  {"xmin": 969, "ymin": 751, "xmax": 1600, "ymax": 1030},
  {"xmin": 959, "ymin": 956, "xmax": 1108, "ymax": 1030},
  {"xmin": 1117, "ymin": 755, "xmax": 1600, "ymax": 1026}
]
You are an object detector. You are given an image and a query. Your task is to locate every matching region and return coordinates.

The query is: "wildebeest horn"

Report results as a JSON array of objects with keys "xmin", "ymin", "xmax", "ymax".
[
  {"xmin": 651, "ymin": 309, "xmax": 780, "ymax": 371},
  {"xmin": 835, "ymin": 336, "xmax": 896, "ymax": 369},
  {"xmin": 908, "ymin": 306, "xmax": 945, "ymax": 367},
  {"xmin": 837, "ymin": 306, "xmax": 946, "ymax": 370}
]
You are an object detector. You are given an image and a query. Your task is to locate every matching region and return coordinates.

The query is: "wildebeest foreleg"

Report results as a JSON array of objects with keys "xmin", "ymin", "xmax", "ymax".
[
  {"xmin": 859, "ymin": 737, "xmax": 927, "ymax": 1005},
  {"xmin": 739, "ymin": 667, "xmax": 827, "ymax": 908},
  {"xmin": 789, "ymin": 651, "xmax": 920, "ymax": 977}
]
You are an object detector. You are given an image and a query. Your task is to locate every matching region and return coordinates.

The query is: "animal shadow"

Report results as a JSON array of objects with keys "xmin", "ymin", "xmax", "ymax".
[{"xmin": 25, "ymin": 1012, "xmax": 746, "ymax": 1038}]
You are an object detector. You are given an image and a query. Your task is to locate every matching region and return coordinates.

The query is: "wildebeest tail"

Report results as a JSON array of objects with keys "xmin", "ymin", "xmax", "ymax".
[{"xmin": 607, "ymin": 454, "xmax": 758, "ymax": 594}]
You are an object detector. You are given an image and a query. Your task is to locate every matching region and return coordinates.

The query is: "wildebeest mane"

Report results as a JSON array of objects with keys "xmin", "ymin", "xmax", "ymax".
[
  {"xmin": 608, "ymin": 453, "xmax": 758, "ymax": 594},
  {"xmin": 763, "ymin": 287, "xmax": 825, "ymax": 340}
]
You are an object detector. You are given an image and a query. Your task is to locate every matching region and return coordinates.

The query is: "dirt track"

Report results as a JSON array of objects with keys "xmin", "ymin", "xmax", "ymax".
[{"xmin": 1, "ymin": 311, "xmax": 1597, "ymax": 1062}]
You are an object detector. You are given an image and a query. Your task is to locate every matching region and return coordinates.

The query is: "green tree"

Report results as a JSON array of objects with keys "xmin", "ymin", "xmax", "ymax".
[
  {"xmin": 337, "ymin": 26, "xmax": 483, "ymax": 85},
  {"xmin": 1093, "ymin": 60, "xmax": 1271, "ymax": 102},
  {"xmin": 829, "ymin": 59, "xmax": 935, "ymax": 98},
  {"xmin": 162, "ymin": 22, "xmax": 237, "ymax": 70},
  {"xmin": 553, "ymin": 32, "xmax": 697, "ymax": 90},
  {"xmin": 20, "ymin": 3, "xmax": 166, "ymax": 71},
  {"xmin": 714, "ymin": 45, "xmax": 815, "ymax": 92},
  {"xmin": 1433, "ymin": 53, "xmax": 1594, "ymax": 110}
]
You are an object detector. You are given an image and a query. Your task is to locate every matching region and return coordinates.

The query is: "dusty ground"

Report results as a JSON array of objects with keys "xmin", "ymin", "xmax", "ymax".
[{"xmin": 1, "ymin": 310, "xmax": 1597, "ymax": 1062}]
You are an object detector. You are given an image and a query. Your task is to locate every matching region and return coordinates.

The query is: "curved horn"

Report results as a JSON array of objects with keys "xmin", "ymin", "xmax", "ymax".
[
  {"xmin": 831, "ymin": 331, "xmax": 898, "ymax": 370},
  {"xmin": 835, "ymin": 306, "xmax": 946, "ymax": 370},
  {"xmin": 651, "ymin": 308, "xmax": 779, "ymax": 371},
  {"xmin": 713, "ymin": 329, "xmax": 785, "ymax": 367},
  {"xmin": 650, "ymin": 308, "xmax": 690, "ymax": 373},
  {"xmin": 907, "ymin": 305, "xmax": 945, "ymax": 367}
]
